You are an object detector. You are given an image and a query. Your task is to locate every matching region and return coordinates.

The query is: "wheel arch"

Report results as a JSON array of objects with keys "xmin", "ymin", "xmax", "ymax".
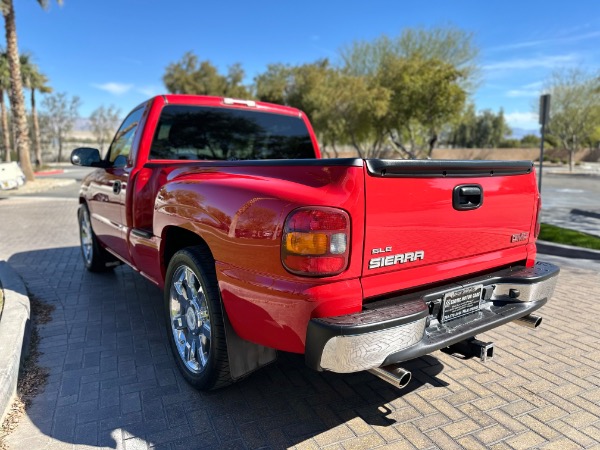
[
  {"xmin": 161, "ymin": 226, "xmax": 214, "ymax": 280},
  {"xmin": 161, "ymin": 229, "xmax": 277, "ymax": 385}
]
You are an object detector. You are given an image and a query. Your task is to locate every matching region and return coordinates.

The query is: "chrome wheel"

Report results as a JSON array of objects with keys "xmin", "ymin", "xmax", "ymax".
[
  {"xmin": 79, "ymin": 207, "xmax": 93, "ymax": 265},
  {"xmin": 169, "ymin": 265, "xmax": 211, "ymax": 373}
]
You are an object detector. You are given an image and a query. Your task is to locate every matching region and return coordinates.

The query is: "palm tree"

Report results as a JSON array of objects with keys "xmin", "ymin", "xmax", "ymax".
[
  {"xmin": 21, "ymin": 53, "xmax": 51, "ymax": 167},
  {"xmin": 0, "ymin": 1, "xmax": 62, "ymax": 180},
  {"xmin": 0, "ymin": 52, "xmax": 11, "ymax": 162}
]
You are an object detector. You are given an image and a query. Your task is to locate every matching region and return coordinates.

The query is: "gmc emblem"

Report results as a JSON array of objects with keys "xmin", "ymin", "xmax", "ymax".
[{"xmin": 511, "ymin": 232, "xmax": 529, "ymax": 243}]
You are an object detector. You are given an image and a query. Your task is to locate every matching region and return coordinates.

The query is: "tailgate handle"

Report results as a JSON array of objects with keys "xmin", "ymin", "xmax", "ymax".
[{"xmin": 453, "ymin": 184, "xmax": 483, "ymax": 210}]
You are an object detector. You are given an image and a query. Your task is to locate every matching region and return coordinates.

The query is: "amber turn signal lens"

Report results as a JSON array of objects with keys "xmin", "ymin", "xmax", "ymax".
[
  {"xmin": 285, "ymin": 232, "xmax": 328, "ymax": 255},
  {"xmin": 281, "ymin": 206, "xmax": 351, "ymax": 276}
]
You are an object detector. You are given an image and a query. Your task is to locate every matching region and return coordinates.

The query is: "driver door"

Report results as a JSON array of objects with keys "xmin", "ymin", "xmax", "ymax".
[{"xmin": 88, "ymin": 107, "xmax": 144, "ymax": 263}]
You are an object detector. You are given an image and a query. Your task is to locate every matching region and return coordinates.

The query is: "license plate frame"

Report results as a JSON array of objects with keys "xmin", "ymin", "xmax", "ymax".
[{"xmin": 441, "ymin": 284, "xmax": 483, "ymax": 323}]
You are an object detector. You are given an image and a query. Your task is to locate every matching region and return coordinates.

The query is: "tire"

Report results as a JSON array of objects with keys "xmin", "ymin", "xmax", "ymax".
[
  {"xmin": 164, "ymin": 247, "xmax": 232, "ymax": 390},
  {"xmin": 78, "ymin": 203, "xmax": 118, "ymax": 272}
]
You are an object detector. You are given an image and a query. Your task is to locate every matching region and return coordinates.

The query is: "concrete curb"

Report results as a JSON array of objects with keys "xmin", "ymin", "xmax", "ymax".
[
  {"xmin": 537, "ymin": 240, "xmax": 600, "ymax": 260},
  {"xmin": 546, "ymin": 171, "xmax": 600, "ymax": 178},
  {"xmin": 0, "ymin": 261, "xmax": 31, "ymax": 424}
]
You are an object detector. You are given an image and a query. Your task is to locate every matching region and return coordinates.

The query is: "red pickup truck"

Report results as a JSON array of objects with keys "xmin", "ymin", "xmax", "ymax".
[{"xmin": 71, "ymin": 95, "xmax": 559, "ymax": 390}]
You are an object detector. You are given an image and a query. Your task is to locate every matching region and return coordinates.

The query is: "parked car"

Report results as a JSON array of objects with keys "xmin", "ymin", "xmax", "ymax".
[
  {"xmin": 71, "ymin": 95, "xmax": 559, "ymax": 390},
  {"xmin": 0, "ymin": 162, "xmax": 26, "ymax": 190}
]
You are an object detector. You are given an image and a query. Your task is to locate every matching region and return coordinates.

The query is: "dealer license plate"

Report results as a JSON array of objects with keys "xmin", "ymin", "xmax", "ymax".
[{"xmin": 441, "ymin": 284, "xmax": 483, "ymax": 323}]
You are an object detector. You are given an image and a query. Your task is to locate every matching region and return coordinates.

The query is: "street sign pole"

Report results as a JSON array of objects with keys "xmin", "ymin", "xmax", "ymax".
[
  {"xmin": 539, "ymin": 122, "xmax": 546, "ymax": 194},
  {"xmin": 538, "ymin": 94, "xmax": 551, "ymax": 194}
]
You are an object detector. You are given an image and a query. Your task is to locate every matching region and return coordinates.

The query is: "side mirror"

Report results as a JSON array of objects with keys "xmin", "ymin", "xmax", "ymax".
[{"xmin": 71, "ymin": 147, "xmax": 103, "ymax": 167}]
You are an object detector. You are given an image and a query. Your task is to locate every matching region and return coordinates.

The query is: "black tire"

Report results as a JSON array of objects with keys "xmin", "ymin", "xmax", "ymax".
[
  {"xmin": 164, "ymin": 247, "xmax": 232, "ymax": 390},
  {"xmin": 78, "ymin": 203, "xmax": 118, "ymax": 272}
]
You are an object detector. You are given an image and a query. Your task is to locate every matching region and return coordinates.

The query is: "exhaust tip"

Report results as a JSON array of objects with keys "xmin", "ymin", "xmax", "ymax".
[
  {"xmin": 369, "ymin": 364, "xmax": 412, "ymax": 389},
  {"xmin": 515, "ymin": 314, "xmax": 542, "ymax": 329},
  {"xmin": 396, "ymin": 369, "xmax": 412, "ymax": 388}
]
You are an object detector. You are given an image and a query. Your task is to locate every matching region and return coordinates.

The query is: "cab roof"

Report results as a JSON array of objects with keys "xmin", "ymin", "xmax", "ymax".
[{"xmin": 154, "ymin": 94, "xmax": 303, "ymax": 117}]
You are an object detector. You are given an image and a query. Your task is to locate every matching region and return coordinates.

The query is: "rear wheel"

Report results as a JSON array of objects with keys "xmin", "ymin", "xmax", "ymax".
[
  {"xmin": 78, "ymin": 204, "xmax": 118, "ymax": 272},
  {"xmin": 164, "ymin": 247, "xmax": 232, "ymax": 390}
]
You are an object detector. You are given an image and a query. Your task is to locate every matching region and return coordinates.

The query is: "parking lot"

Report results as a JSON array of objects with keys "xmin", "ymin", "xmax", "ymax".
[{"xmin": 0, "ymin": 191, "xmax": 599, "ymax": 449}]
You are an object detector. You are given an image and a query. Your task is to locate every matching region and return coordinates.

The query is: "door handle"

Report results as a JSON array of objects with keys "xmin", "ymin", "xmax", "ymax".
[
  {"xmin": 113, "ymin": 180, "xmax": 122, "ymax": 195},
  {"xmin": 453, "ymin": 184, "xmax": 483, "ymax": 210}
]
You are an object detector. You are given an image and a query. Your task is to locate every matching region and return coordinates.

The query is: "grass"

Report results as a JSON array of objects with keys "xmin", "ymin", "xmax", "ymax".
[{"xmin": 539, "ymin": 223, "xmax": 600, "ymax": 250}]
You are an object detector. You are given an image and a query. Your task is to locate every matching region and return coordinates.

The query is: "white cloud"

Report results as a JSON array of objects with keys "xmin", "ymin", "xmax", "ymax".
[
  {"xmin": 489, "ymin": 30, "xmax": 600, "ymax": 52},
  {"xmin": 484, "ymin": 54, "xmax": 578, "ymax": 71},
  {"xmin": 505, "ymin": 111, "xmax": 539, "ymax": 129},
  {"xmin": 506, "ymin": 81, "xmax": 544, "ymax": 98},
  {"xmin": 522, "ymin": 81, "xmax": 544, "ymax": 89},
  {"xmin": 92, "ymin": 82, "xmax": 133, "ymax": 95},
  {"xmin": 506, "ymin": 89, "xmax": 538, "ymax": 98},
  {"xmin": 137, "ymin": 85, "xmax": 162, "ymax": 97}
]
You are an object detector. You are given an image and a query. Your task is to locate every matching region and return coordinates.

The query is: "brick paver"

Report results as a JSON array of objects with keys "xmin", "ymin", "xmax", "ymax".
[{"xmin": 1, "ymin": 195, "xmax": 599, "ymax": 449}]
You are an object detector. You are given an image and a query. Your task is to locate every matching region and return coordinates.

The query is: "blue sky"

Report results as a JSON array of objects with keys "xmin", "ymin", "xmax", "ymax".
[{"xmin": 17, "ymin": 0, "xmax": 600, "ymax": 133}]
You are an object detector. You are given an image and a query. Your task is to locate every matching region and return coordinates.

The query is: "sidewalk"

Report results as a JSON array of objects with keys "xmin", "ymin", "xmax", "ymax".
[
  {"xmin": 536, "ymin": 161, "xmax": 600, "ymax": 177},
  {"xmin": 0, "ymin": 178, "xmax": 75, "ymax": 197}
]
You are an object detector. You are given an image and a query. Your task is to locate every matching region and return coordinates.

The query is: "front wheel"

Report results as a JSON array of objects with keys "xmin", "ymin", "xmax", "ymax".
[
  {"xmin": 164, "ymin": 247, "xmax": 232, "ymax": 390},
  {"xmin": 78, "ymin": 204, "xmax": 118, "ymax": 272}
]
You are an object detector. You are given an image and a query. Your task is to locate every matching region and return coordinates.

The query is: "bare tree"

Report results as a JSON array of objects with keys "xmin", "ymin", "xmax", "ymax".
[
  {"xmin": 42, "ymin": 92, "xmax": 81, "ymax": 162},
  {"xmin": 89, "ymin": 105, "xmax": 121, "ymax": 154}
]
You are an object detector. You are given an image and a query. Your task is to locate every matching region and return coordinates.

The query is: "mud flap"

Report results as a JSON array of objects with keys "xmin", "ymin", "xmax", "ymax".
[{"xmin": 222, "ymin": 310, "xmax": 277, "ymax": 380}]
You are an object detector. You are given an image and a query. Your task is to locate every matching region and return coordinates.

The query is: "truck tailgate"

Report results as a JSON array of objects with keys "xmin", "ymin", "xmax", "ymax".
[{"xmin": 361, "ymin": 160, "xmax": 538, "ymax": 298}]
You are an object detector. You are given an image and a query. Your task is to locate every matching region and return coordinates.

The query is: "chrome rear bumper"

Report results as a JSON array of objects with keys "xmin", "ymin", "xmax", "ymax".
[{"xmin": 305, "ymin": 261, "xmax": 559, "ymax": 373}]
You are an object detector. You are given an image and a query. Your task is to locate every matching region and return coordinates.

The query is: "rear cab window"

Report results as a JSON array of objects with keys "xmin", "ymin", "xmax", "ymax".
[{"xmin": 149, "ymin": 105, "xmax": 315, "ymax": 161}]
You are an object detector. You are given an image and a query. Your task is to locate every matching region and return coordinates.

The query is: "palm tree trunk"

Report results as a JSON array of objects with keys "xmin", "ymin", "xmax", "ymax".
[
  {"xmin": 0, "ymin": 89, "xmax": 10, "ymax": 161},
  {"xmin": 2, "ymin": 0, "xmax": 34, "ymax": 181},
  {"xmin": 31, "ymin": 88, "xmax": 42, "ymax": 167}
]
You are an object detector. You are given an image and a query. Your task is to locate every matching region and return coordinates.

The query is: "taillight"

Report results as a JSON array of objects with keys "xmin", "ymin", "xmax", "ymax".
[
  {"xmin": 281, "ymin": 207, "xmax": 350, "ymax": 276},
  {"xmin": 534, "ymin": 197, "xmax": 542, "ymax": 238}
]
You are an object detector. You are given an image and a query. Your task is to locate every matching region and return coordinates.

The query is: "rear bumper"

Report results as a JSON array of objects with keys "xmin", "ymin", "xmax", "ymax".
[{"xmin": 305, "ymin": 261, "xmax": 559, "ymax": 373}]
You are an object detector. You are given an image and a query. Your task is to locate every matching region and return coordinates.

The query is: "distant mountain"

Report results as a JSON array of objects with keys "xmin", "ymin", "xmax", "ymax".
[{"xmin": 510, "ymin": 127, "xmax": 540, "ymax": 139}]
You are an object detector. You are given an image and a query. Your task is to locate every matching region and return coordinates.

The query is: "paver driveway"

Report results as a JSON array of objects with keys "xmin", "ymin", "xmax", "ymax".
[{"xmin": 1, "ymin": 195, "xmax": 599, "ymax": 450}]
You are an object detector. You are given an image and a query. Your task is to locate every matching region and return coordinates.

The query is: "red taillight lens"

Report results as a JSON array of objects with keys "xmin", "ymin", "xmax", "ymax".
[
  {"xmin": 281, "ymin": 207, "xmax": 350, "ymax": 276},
  {"xmin": 287, "ymin": 209, "xmax": 348, "ymax": 231},
  {"xmin": 534, "ymin": 197, "xmax": 542, "ymax": 238}
]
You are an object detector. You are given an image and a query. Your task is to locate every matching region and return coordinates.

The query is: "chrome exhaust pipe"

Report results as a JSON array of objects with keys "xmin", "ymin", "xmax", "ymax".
[
  {"xmin": 514, "ymin": 314, "xmax": 542, "ymax": 329},
  {"xmin": 368, "ymin": 364, "xmax": 411, "ymax": 389}
]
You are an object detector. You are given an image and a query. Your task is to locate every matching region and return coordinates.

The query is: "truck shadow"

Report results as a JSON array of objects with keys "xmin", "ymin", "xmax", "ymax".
[{"xmin": 8, "ymin": 247, "xmax": 448, "ymax": 449}]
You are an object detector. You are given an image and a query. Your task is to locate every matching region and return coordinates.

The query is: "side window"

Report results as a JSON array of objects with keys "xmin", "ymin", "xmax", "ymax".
[{"xmin": 107, "ymin": 107, "xmax": 144, "ymax": 167}]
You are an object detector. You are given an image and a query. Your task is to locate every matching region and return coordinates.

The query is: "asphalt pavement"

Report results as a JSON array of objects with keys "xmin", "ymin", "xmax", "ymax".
[{"xmin": 540, "ymin": 173, "xmax": 600, "ymax": 234}]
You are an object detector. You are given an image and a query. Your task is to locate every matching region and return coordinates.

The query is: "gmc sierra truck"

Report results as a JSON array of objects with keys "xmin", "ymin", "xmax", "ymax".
[{"xmin": 71, "ymin": 95, "xmax": 559, "ymax": 390}]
